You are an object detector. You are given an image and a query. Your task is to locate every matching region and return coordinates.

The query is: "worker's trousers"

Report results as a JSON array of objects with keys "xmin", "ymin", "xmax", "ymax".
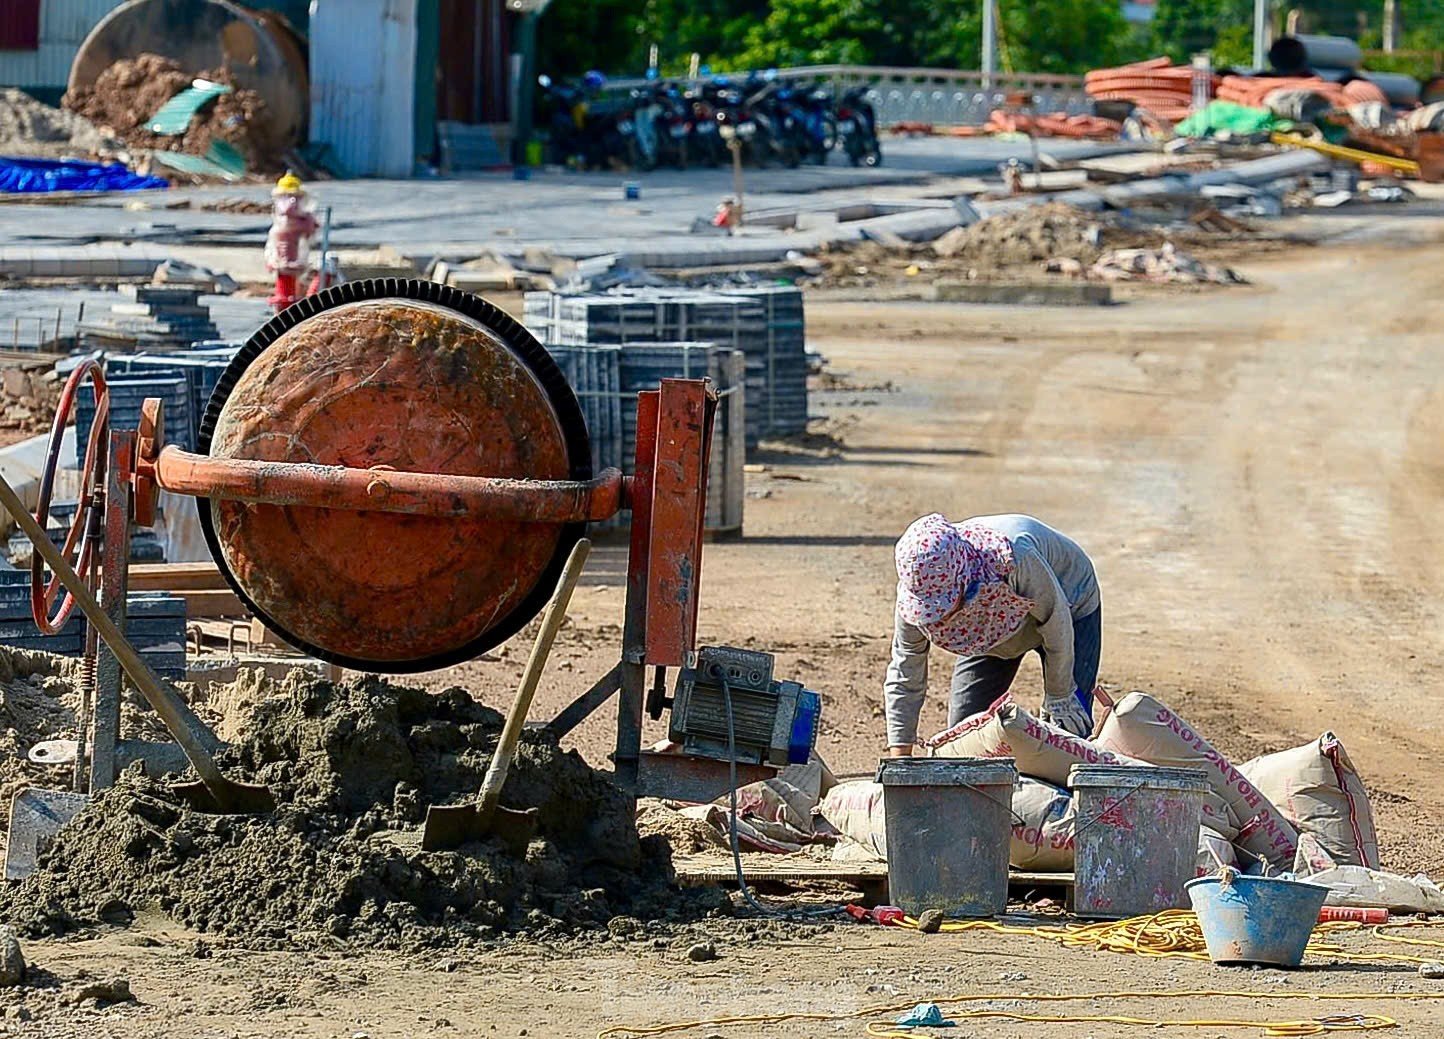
[{"xmin": 947, "ymin": 607, "xmax": 1101, "ymax": 726}]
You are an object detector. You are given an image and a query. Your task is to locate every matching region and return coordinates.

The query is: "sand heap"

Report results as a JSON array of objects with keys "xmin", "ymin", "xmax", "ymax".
[
  {"xmin": 0, "ymin": 89, "xmax": 120, "ymax": 160},
  {"xmin": 63, "ymin": 54, "xmax": 284, "ymax": 172},
  {"xmin": 0, "ymin": 671, "xmax": 708, "ymax": 949},
  {"xmin": 929, "ymin": 202, "xmax": 1109, "ymax": 266}
]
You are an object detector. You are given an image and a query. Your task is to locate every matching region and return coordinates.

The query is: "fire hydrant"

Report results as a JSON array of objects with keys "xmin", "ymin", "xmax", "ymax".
[{"xmin": 264, "ymin": 171, "xmax": 319, "ymax": 312}]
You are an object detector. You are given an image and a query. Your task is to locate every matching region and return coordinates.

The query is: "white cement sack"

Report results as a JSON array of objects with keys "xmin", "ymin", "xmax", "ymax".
[
  {"xmin": 1239, "ymin": 732, "xmax": 1378, "ymax": 869},
  {"xmin": 928, "ymin": 696, "xmax": 1240, "ymax": 839},
  {"xmin": 1096, "ymin": 692, "xmax": 1297, "ymax": 868},
  {"xmin": 1296, "ymin": 836, "xmax": 1444, "ymax": 913},
  {"xmin": 818, "ymin": 780, "xmax": 887, "ymax": 860},
  {"xmin": 1010, "ymin": 776, "xmax": 1077, "ymax": 871}
]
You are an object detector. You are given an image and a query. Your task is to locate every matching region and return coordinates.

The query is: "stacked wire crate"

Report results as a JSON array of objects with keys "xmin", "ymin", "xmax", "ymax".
[
  {"xmin": 544, "ymin": 342, "xmax": 745, "ymax": 535},
  {"xmin": 524, "ymin": 287, "xmax": 808, "ymax": 449}
]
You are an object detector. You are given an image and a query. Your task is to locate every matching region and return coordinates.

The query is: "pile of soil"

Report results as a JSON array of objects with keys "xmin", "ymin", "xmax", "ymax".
[
  {"xmin": 930, "ymin": 202, "xmax": 1110, "ymax": 267},
  {"xmin": 0, "ymin": 89, "xmax": 120, "ymax": 160},
  {"xmin": 62, "ymin": 54, "xmax": 284, "ymax": 173},
  {"xmin": 0, "ymin": 671, "xmax": 713, "ymax": 949},
  {"xmin": 812, "ymin": 202, "xmax": 1267, "ymax": 290}
]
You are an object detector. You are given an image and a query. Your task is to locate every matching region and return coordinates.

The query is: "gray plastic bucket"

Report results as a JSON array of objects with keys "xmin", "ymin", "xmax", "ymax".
[
  {"xmin": 1068, "ymin": 764, "xmax": 1210, "ymax": 919},
  {"xmin": 875, "ymin": 757, "xmax": 1016, "ymax": 918}
]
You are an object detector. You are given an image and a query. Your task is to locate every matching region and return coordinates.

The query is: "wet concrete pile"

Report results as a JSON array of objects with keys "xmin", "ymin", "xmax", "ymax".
[
  {"xmin": 0, "ymin": 672, "xmax": 710, "ymax": 949},
  {"xmin": 63, "ymin": 54, "xmax": 284, "ymax": 173}
]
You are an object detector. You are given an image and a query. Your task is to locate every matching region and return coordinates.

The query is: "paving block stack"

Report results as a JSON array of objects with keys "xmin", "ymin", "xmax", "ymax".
[
  {"xmin": 77, "ymin": 286, "xmax": 220, "ymax": 351},
  {"xmin": 75, "ymin": 373, "xmax": 193, "ymax": 465},
  {"xmin": 124, "ymin": 592, "xmax": 188, "ymax": 681},
  {"xmin": 0, "ymin": 570, "xmax": 188, "ymax": 678},
  {"xmin": 0, "ymin": 566, "xmax": 84, "ymax": 656},
  {"xmin": 545, "ymin": 342, "xmax": 746, "ymax": 535},
  {"xmin": 523, "ymin": 287, "xmax": 809, "ymax": 449},
  {"xmin": 105, "ymin": 349, "xmax": 239, "ymax": 437}
]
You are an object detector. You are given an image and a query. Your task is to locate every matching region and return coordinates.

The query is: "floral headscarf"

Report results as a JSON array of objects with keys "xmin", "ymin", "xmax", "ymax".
[{"xmin": 894, "ymin": 514, "xmax": 1035, "ymax": 655}]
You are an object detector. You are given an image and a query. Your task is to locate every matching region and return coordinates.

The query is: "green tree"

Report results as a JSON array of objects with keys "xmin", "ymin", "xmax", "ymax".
[
  {"xmin": 1151, "ymin": 0, "xmax": 1253, "ymax": 63},
  {"xmin": 1001, "ymin": 0, "xmax": 1134, "ymax": 72}
]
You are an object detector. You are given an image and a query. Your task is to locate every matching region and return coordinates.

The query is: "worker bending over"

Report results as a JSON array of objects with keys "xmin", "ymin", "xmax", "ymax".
[{"xmin": 884, "ymin": 513, "xmax": 1101, "ymax": 754}]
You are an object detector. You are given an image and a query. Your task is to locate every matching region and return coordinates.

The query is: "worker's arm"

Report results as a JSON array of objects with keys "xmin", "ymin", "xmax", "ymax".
[
  {"xmin": 1011, "ymin": 545, "xmax": 1077, "ymax": 702},
  {"xmin": 883, "ymin": 610, "xmax": 932, "ymax": 754}
]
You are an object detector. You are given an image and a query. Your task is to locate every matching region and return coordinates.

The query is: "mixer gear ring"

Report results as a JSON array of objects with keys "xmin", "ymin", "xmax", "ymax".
[{"xmin": 197, "ymin": 278, "xmax": 592, "ymax": 672}]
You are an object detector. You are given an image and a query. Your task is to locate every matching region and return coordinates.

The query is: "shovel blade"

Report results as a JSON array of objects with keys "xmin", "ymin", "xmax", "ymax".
[
  {"xmin": 173, "ymin": 779, "xmax": 276, "ymax": 814},
  {"xmin": 5, "ymin": 788, "xmax": 89, "ymax": 880},
  {"xmin": 421, "ymin": 802, "xmax": 539, "ymax": 853}
]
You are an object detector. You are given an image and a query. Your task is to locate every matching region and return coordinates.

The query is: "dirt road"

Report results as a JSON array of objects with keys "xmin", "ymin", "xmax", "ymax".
[{"xmin": 5, "ymin": 224, "xmax": 1444, "ymax": 1036}]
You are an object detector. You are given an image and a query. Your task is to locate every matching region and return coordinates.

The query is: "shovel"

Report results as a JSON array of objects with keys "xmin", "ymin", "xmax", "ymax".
[
  {"xmin": 0, "ymin": 472, "xmax": 274, "ymax": 814},
  {"xmin": 422, "ymin": 538, "xmax": 591, "ymax": 852}
]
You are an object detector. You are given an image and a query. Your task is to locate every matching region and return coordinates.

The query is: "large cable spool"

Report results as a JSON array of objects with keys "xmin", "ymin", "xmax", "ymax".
[
  {"xmin": 197, "ymin": 280, "xmax": 592, "ymax": 672},
  {"xmin": 68, "ymin": 0, "xmax": 309, "ymax": 145}
]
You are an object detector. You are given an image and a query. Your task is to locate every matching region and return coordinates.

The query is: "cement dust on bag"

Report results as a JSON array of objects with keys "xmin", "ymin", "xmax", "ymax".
[{"xmin": 0, "ymin": 671, "xmax": 716, "ymax": 949}]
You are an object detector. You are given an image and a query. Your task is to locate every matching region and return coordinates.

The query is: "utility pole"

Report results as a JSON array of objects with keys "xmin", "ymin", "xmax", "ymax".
[
  {"xmin": 1252, "ymin": 0, "xmax": 1269, "ymax": 70},
  {"xmin": 981, "ymin": 0, "xmax": 997, "ymax": 90},
  {"xmin": 1383, "ymin": 0, "xmax": 1398, "ymax": 53},
  {"xmin": 508, "ymin": 0, "xmax": 553, "ymax": 167}
]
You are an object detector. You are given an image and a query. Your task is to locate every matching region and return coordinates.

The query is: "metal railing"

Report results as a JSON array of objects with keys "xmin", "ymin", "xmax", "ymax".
[{"xmin": 605, "ymin": 64, "xmax": 1091, "ymax": 127}]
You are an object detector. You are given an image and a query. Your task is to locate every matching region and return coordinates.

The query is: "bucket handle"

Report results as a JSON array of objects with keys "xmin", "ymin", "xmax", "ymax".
[{"xmin": 960, "ymin": 782, "xmax": 1030, "ymax": 828}]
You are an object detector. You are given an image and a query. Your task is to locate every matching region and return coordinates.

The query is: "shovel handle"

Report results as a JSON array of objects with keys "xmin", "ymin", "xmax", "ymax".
[
  {"xmin": 0, "ymin": 470, "xmax": 228, "ymax": 795},
  {"xmin": 475, "ymin": 538, "xmax": 591, "ymax": 819}
]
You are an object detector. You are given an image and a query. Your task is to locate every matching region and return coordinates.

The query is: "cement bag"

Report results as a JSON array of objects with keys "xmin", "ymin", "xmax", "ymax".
[
  {"xmin": 1238, "ymin": 733, "xmax": 1378, "ymax": 868},
  {"xmin": 1096, "ymin": 692, "xmax": 1297, "ymax": 868},
  {"xmin": 1296, "ymin": 835, "xmax": 1444, "ymax": 913},
  {"xmin": 927, "ymin": 695, "xmax": 1240, "ymax": 839},
  {"xmin": 1010, "ymin": 776, "xmax": 1076, "ymax": 871},
  {"xmin": 818, "ymin": 780, "xmax": 886, "ymax": 860}
]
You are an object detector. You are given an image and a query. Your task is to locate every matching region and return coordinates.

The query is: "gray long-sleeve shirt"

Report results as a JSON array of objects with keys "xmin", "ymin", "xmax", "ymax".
[{"xmin": 883, "ymin": 515, "xmax": 1100, "ymax": 746}]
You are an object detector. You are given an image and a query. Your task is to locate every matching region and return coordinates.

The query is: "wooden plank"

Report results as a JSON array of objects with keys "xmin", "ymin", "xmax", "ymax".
[
  {"xmin": 129, "ymin": 561, "xmax": 227, "ymax": 591},
  {"xmin": 175, "ymin": 588, "xmax": 248, "ymax": 620},
  {"xmin": 672, "ymin": 853, "xmax": 1074, "ymax": 890}
]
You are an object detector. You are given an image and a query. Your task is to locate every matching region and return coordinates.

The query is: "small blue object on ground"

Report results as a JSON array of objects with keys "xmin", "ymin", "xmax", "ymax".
[
  {"xmin": 0, "ymin": 157, "xmax": 168, "ymax": 194},
  {"xmin": 624, "ymin": 181, "xmax": 641, "ymax": 200},
  {"xmin": 895, "ymin": 1003, "xmax": 953, "ymax": 1028},
  {"xmin": 1187, "ymin": 869, "xmax": 1331, "ymax": 968}
]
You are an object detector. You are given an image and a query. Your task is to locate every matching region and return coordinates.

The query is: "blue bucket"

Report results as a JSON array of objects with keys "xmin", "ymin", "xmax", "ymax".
[{"xmin": 1186, "ymin": 870, "xmax": 1330, "ymax": 968}]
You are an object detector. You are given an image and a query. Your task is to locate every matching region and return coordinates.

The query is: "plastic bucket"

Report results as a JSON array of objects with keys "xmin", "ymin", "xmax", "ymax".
[
  {"xmin": 875, "ymin": 757, "xmax": 1016, "ymax": 918},
  {"xmin": 1187, "ymin": 870, "xmax": 1330, "ymax": 967},
  {"xmin": 1068, "ymin": 764, "xmax": 1210, "ymax": 919}
]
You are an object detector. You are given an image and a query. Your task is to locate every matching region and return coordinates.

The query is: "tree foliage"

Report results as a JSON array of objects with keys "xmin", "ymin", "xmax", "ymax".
[{"xmin": 537, "ymin": 0, "xmax": 1143, "ymax": 77}]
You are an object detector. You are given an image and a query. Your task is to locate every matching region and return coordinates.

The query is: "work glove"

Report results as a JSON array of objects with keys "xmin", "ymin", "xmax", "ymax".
[{"xmin": 1040, "ymin": 694, "xmax": 1092, "ymax": 738}]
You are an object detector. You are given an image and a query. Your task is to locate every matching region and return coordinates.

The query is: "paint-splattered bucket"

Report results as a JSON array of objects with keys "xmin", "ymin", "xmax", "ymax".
[
  {"xmin": 1068, "ymin": 764, "xmax": 1209, "ymax": 919},
  {"xmin": 1187, "ymin": 870, "xmax": 1330, "ymax": 967},
  {"xmin": 875, "ymin": 757, "xmax": 1016, "ymax": 918}
]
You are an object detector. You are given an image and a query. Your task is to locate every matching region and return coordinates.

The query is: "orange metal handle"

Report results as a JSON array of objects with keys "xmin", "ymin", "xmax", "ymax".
[{"xmin": 151, "ymin": 446, "xmax": 625, "ymax": 523}]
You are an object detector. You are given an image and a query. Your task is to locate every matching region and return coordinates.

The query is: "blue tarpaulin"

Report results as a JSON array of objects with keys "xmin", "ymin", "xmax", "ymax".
[{"xmin": 0, "ymin": 157, "xmax": 168, "ymax": 194}]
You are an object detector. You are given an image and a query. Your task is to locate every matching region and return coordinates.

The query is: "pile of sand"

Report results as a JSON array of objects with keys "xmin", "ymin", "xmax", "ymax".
[
  {"xmin": 0, "ymin": 671, "xmax": 712, "ymax": 949},
  {"xmin": 63, "ymin": 53, "xmax": 284, "ymax": 172},
  {"xmin": 0, "ymin": 88, "xmax": 120, "ymax": 160}
]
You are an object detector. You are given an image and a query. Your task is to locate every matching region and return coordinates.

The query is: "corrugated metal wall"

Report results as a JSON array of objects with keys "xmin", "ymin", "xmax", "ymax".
[
  {"xmin": 310, "ymin": 0, "xmax": 418, "ymax": 178},
  {"xmin": 0, "ymin": 0, "xmax": 125, "ymax": 93}
]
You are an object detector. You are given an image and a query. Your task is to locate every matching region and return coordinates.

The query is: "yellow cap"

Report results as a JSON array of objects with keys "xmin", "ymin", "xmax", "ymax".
[{"xmin": 273, "ymin": 171, "xmax": 304, "ymax": 194}]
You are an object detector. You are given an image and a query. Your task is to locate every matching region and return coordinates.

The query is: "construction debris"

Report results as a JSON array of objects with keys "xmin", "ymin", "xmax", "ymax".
[
  {"xmin": 1088, "ymin": 244, "xmax": 1246, "ymax": 285},
  {"xmin": 0, "ymin": 360, "xmax": 61, "ymax": 438},
  {"xmin": 63, "ymin": 54, "xmax": 285, "ymax": 174}
]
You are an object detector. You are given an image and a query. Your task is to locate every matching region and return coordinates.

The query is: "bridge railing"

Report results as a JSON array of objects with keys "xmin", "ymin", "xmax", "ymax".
[{"xmin": 604, "ymin": 64, "xmax": 1091, "ymax": 126}]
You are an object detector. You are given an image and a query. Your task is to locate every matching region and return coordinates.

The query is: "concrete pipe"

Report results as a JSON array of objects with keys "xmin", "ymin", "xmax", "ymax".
[
  {"xmin": 67, "ymin": 0, "xmax": 308, "ymax": 145},
  {"xmin": 1269, "ymin": 34, "xmax": 1363, "ymax": 74}
]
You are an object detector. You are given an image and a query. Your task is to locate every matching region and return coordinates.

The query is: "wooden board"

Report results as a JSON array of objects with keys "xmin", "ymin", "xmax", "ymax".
[
  {"xmin": 129, "ymin": 561, "xmax": 227, "ymax": 591},
  {"xmin": 672, "ymin": 853, "xmax": 1074, "ymax": 895},
  {"xmin": 174, "ymin": 588, "xmax": 247, "ymax": 620}
]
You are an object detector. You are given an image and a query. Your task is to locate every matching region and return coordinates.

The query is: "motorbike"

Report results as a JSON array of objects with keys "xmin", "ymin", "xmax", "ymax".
[{"xmin": 836, "ymin": 85, "xmax": 882, "ymax": 167}]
